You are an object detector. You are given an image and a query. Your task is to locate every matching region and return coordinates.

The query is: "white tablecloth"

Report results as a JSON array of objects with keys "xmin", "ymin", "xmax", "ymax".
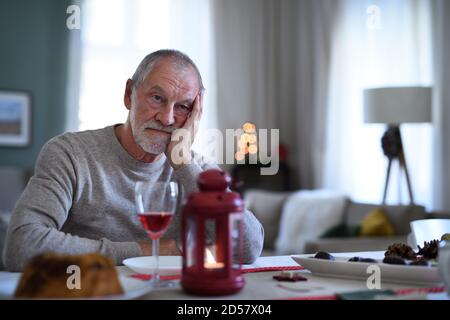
[{"xmin": 1, "ymin": 251, "xmax": 449, "ymax": 300}]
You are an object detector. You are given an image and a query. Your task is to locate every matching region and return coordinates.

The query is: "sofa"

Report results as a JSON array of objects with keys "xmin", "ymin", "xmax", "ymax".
[
  {"xmin": 244, "ymin": 189, "xmax": 429, "ymax": 256},
  {"xmin": 0, "ymin": 167, "xmax": 31, "ymax": 271}
]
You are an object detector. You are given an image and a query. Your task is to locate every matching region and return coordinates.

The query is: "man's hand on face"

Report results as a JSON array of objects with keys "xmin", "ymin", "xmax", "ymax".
[
  {"xmin": 165, "ymin": 90, "xmax": 203, "ymax": 170},
  {"xmin": 138, "ymin": 239, "xmax": 181, "ymax": 256}
]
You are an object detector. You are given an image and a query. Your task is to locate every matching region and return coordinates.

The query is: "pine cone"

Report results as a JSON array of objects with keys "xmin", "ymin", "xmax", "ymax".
[
  {"xmin": 417, "ymin": 240, "xmax": 439, "ymax": 259},
  {"xmin": 384, "ymin": 243, "xmax": 417, "ymax": 260}
]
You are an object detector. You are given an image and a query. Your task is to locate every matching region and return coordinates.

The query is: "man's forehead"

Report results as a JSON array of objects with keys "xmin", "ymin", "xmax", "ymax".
[
  {"xmin": 145, "ymin": 70, "xmax": 198, "ymax": 100},
  {"xmin": 149, "ymin": 83, "xmax": 193, "ymax": 99}
]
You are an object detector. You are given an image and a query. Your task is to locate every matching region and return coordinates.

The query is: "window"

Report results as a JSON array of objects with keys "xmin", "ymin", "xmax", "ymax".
[
  {"xmin": 79, "ymin": 0, "xmax": 217, "ymax": 151},
  {"xmin": 324, "ymin": 0, "xmax": 433, "ymax": 208}
]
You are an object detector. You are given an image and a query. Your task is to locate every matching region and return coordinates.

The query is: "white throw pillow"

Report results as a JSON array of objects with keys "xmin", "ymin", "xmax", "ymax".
[{"xmin": 275, "ymin": 190, "xmax": 348, "ymax": 255}]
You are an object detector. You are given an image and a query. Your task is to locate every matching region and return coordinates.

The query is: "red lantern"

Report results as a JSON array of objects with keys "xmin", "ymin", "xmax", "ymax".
[{"xmin": 181, "ymin": 169, "xmax": 245, "ymax": 296}]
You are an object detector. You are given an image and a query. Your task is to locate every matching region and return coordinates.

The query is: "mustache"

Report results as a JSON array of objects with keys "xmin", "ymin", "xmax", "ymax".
[{"xmin": 142, "ymin": 121, "xmax": 176, "ymax": 134}]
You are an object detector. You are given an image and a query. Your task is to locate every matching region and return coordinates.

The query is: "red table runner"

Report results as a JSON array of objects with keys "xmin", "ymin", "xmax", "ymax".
[
  {"xmin": 284, "ymin": 286, "xmax": 446, "ymax": 300},
  {"xmin": 129, "ymin": 265, "xmax": 304, "ymax": 281},
  {"xmin": 130, "ymin": 274, "xmax": 180, "ymax": 281},
  {"xmin": 243, "ymin": 266, "xmax": 304, "ymax": 273}
]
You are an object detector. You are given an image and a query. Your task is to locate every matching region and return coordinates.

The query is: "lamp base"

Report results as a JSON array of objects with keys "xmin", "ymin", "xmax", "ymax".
[
  {"xmin": 381, "ymin": 125, "xmax": 414, "ymax": 205},
  {"xmin": 181, "ymin": 274, "xmax": 245, "ymax": 296}
]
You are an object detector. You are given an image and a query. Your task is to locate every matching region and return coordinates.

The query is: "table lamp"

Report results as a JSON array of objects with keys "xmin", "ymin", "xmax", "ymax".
[{"xmin": 363, "ymin": 86, "xmax": 432, "ymax": 205}]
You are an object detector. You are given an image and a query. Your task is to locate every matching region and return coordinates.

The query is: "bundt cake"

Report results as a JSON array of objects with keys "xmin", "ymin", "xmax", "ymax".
[{"xmin": 14, "ymin": 252, "xmax": 123, "ymax": 299}]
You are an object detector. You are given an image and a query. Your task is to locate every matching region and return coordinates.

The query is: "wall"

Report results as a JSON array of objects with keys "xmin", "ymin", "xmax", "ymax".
[{"xmin": 0, "ymin": 0, "xmax": 71, "ymax": 170}]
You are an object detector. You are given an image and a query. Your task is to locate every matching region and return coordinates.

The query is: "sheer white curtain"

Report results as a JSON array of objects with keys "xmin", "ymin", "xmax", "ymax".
[
  {"xmin": 432, "ymin": 0, "xmax": 450, "ymax": 211},
  {"xmin": 78, "ymin": 0, "xmax": 217, "ymax": 152},
  {"xmin": 214, "ymin": 0, "xmax": 338, "ymax": 187},
  {"xmin": 323, "ymin": 0, "xmax": 433, "ymax": 208}
]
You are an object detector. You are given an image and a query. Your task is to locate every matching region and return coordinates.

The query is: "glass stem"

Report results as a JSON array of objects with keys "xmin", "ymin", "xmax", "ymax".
[{"xmin": 153, "ymin": 238, "xmax": 160, "ymax": 285}]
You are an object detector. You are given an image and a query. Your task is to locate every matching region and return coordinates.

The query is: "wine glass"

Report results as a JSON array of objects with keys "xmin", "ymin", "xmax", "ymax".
[{"xmin": 135, "ymin": 181, "xmax": 179, "ymax": 288}]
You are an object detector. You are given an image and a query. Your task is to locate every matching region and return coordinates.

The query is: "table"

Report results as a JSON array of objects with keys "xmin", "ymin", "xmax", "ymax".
[
  {"xmin": 125, "ymin": 251, "xmax": 449, "ymax": 300},
  {"xmin": 1, "ymin": 251, "xmax": 448, "ymax": 300}
]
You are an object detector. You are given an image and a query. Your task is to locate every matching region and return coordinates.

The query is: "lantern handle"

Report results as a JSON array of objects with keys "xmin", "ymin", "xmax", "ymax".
[{"xmin": 198, "ymin": 169, "xmax": 232, "ymax": 191}]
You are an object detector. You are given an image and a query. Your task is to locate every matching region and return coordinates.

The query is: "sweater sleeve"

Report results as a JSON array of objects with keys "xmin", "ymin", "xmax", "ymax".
[
  {"xmin": 172, "ymin": 152, "xmax": 264, "ymax": 264},
  {"xmin": 2, "ymin": 136, "xmax": 141, "ymax": 272}
]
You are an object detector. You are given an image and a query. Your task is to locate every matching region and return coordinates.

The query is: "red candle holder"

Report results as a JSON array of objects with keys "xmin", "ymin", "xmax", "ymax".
[{"xmin": 181, "ymin": 169, "xmax": 245, "ymax": 296}]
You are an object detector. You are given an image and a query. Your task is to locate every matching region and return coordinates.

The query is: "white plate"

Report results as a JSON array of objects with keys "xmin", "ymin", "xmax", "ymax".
[
  {"xmin": 0, "ymin": 274, "xmax": 152, "ymax": 300},
  {"xmin": 291, "ymin": 254, "xmax": 442, "ymax": 286},
  {"xmin": 122, "ymin": 256, "xmax": 182, "ymax": 275}
]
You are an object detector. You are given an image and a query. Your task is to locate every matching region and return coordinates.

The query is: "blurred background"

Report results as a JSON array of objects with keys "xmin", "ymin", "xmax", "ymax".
[{"xmin": 0, "ymin": 0, "xmax": 449, "ymax": 216}]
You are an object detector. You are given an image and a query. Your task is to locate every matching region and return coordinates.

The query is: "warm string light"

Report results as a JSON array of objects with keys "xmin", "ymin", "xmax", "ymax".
[{"xmin": 235, "ymin": 122, "xmax": 258, "ymax": 161}]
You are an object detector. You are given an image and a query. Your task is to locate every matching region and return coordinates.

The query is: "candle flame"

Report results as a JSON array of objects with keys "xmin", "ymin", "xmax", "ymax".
[{"xmin": 205, "ymin": 248, "xmax": 216, "ymax": 263}]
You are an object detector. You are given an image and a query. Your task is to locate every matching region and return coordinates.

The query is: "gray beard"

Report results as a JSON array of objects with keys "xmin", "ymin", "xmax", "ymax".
[
  {"xmin": 134, "ymin": 127, "xmax": 170, "ymax": 155},
  {"xmin": 130, "ymin": 112, "xmax": 175, "ymax": 156},
  {"xmin": 129, "ymin": 94, "xmax": 177, "ymax": 155}
]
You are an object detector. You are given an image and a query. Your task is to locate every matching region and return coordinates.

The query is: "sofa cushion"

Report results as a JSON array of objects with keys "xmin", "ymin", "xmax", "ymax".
[
  {"xmin": 320, "ymin": 223, "xmax": 360, "ymax": 238},
  {"xmin": 244, "ymin": 190, "xmax": 292, "ymax": 250},
  {"xmin": 359, "ymin": 207, "xmax": 395, "ymax": 237},
  {"xmin": 345, "ymin": 202, "xmax": 427, "ymax": 235}
]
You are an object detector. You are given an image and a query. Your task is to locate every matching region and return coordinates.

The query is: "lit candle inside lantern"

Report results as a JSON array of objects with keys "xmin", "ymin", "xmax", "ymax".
[{"xmin": 204, "ymin": 248, "xmax": 225, "ymax": 269}]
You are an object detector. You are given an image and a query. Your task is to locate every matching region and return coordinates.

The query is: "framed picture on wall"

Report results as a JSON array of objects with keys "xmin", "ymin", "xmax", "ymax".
[{"xmin": 0, "ymin": 90, "xmax": 31, "ymax": 147}]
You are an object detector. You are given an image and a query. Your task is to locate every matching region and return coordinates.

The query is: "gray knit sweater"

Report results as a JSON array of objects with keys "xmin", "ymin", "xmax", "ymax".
[{"xmin": 2, "ymin": 125, "xmax": 264, "ymax": 271}]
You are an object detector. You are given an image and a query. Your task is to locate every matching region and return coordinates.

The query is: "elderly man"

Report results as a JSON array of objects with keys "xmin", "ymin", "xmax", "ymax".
[{"xmin": 3, "ymin": 49, "xmax": 264, "ymax": 271}]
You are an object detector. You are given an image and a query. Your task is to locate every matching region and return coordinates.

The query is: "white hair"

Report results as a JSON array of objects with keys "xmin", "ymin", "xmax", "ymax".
[{"xmin": 131, "ymin": 49, "xmax": 204, "ymax": 90}]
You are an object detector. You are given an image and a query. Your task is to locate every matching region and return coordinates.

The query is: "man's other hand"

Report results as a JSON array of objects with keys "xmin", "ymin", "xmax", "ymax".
[{"xmin": 138, "ymin": 238, "xmax": 181, "ymax": 256}]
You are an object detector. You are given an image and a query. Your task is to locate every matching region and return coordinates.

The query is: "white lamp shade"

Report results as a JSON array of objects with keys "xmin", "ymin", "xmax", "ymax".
[{"xmin": 363, "ymin": 87, "xmax": 432, "ymax": 124}]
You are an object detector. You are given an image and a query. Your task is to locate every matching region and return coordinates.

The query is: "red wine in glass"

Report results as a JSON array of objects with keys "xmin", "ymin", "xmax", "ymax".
[
  {"xmin": 138, "ymin": 212, "xmax": 174, "ymax": 240},
  {"xmin": 135, "ymin": 181, "xmax": 179, "ymax": 288}
]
